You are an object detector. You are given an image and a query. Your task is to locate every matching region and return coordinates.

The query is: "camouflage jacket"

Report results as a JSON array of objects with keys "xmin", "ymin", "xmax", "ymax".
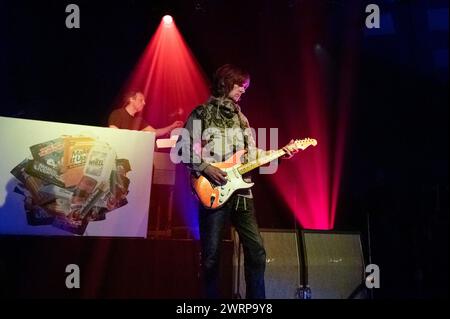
[{"xmin": 177, "ymin": 96, "xmax": 267, "ymax": 177}]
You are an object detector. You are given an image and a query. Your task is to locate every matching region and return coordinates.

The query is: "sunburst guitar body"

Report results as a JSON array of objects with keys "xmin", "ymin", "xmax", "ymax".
[{"xmin": 191, "ymin": 138, "xmax": 317, "ymax": 209}]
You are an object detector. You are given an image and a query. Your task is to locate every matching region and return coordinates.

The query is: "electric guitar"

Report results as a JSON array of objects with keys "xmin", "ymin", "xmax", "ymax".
[{"xmin": 191, "ymin": 138, "xmax": 317, "ymax": 209}]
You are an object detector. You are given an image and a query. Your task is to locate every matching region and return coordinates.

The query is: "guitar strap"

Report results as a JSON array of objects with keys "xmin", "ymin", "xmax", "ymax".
[{"xmin": 235, "ymin": 110, "xmax": 249, "ymax": 153}]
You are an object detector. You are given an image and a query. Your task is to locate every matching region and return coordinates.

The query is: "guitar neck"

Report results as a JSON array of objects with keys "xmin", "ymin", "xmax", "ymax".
[{"xmin": 237, "ymin": 149, "xmax": 286, "ymax": 175}]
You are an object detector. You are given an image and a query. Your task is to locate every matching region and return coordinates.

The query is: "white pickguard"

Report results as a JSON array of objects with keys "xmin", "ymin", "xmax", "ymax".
[{"xmin": 215, "ymin": 165, "xmax": 254, "ymax": 206}]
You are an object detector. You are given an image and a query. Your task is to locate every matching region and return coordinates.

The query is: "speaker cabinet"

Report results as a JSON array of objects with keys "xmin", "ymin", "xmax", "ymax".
[
  {"xmin": 233, "ymin": 229, "xmax": 366, "ymax": 299},
  {"xmin": 300, "ymin": 230, "xmax": 366, "ymax": 299},
  {"xmin": 233, "ymin": 229, "xmax": 301, "ymax": 299}
]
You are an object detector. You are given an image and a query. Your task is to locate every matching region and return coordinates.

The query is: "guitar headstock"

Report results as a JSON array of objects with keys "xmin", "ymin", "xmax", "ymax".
[{"xmin": 294, "ymin": 138, "xmax": 318, "ymax": 150}]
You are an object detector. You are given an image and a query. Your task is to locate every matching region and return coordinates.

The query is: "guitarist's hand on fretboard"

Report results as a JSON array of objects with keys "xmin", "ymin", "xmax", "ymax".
[{"xmin": 281, "ymin": 139, "xmax": 300, "ymax": 159}]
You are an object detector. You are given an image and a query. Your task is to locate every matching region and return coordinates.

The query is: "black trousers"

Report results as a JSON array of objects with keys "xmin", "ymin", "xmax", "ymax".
[{"xmin": 199, "ymin": 194, "xmax": 266, "ymax": 299}]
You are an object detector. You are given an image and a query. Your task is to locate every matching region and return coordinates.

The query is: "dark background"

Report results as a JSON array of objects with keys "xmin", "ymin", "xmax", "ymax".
[{"xmin": 0, "ymin": 0, "xmax": 448, "ymax": 298}]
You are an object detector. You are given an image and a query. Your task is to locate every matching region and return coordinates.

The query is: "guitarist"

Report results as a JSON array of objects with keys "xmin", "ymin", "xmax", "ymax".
[{"xmin": 177, "ymin": 64, "xmax": 298, "ymax": 299}]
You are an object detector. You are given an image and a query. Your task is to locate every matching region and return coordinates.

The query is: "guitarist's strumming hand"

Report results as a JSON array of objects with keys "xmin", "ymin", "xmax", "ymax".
[
  {"xmin": 203, "ymin": 165, "xmax": 228, "ymax": 185},
  {"xmin": 281, "ymin": 139, "xmax": 299, "ymax": 159}
]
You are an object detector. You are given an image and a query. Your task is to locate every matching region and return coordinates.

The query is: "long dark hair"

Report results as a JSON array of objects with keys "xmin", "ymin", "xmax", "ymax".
[{"xmin": 211, "ymin": 64, "xmax": 250, "ymax": 97}]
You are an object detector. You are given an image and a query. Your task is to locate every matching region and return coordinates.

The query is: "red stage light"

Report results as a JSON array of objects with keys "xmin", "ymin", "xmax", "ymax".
[
  {"xmin": 162, "ymin": 15, "xmax": 173, "ymax": 25},
  {"xmin": 115, "ymin": 15, "xmax": 210, "ymax": 238},
  {"xmin": 267, "ymin": 7, "xmax": 358, "ymax": 230}
]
